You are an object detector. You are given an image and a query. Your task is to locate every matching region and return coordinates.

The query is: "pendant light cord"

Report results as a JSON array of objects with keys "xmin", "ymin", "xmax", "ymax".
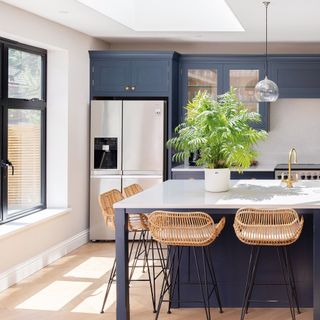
[{"xmin": 264, "ymin": 1, "xmax": 270, "ymax": 78}]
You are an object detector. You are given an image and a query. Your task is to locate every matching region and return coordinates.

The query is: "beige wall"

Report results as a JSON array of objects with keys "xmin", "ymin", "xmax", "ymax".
[
  {"xmin": 0, "ymin": 2, "xmax": 109, "ymax": 274},
  {"xmin": 110, "ymin": 41, "xmax": 320, "ymax": 54},
  {"xmin": 257, "ymin": 99, "xmax": 320, "ymax": 166}
]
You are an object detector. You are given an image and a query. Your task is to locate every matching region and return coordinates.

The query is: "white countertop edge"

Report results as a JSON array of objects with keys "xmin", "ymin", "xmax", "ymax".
[
  {"xmin": 0, "ymin": 208, "xmax": 72, "ymax": 240},
  {"xmin": 115, "ymin": 204, "xmax": 320, "ymax": 209}
]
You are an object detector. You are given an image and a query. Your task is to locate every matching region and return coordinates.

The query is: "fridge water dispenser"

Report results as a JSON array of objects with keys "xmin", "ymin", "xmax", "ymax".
[{"xmin": 94, "ymin": 137, "xmax": 118, "ymax": 169}]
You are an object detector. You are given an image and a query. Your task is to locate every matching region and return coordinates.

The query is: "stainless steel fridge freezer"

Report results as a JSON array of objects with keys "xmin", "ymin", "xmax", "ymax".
[
  {"xmin": 89, "ymin": 100, "xmax": 165, "ymax": 241},
  {"xmin": 122, "ymin": 100, "xmax": 164, "ymax": 174}
]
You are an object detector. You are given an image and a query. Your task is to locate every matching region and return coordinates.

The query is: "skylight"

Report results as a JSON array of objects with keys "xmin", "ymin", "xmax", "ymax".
[{"xmin": 76, "ymin": 0, "xmax": 244, "ymax": 32}]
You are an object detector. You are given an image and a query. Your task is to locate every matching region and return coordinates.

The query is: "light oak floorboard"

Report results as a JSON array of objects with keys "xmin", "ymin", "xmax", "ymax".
[{"xmin": 0, "ymin": 242, "xmax": 312, "ymax": 320}]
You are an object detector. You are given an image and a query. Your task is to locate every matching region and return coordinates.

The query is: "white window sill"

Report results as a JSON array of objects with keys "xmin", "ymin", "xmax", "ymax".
[{"xmin": 0, "ymin": 208, "xmax": 71, "ymax": 240}]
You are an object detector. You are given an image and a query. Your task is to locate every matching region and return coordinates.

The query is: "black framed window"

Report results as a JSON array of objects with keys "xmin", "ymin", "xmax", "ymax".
[{"xmin": 0, "ymin": 38, "xmax": 47, "ymax": 223}]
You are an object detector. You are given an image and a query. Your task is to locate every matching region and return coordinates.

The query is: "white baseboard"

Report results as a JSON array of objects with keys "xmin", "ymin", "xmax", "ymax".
[{"xmin": 0, "ymin": 229, "xmax": 89, "ymax": 293}]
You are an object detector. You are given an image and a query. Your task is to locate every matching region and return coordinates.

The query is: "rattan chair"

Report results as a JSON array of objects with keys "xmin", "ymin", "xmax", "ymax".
[
  {"xmin": 233, "ymin": 208, "xmax": 304, "ymax": 320},
  {"xmin": 99, "ymin": 189, "xmax": 155, "ymax": 313},
  {"xmin": 99, "ymin": 188, "xmax": 148, "ymax": 232},
  {"xmin": 148, "ymin": 211, "xmax": 226, "ymax": 320},
  {"xmin": 124, "ymin": 183, "xmax": 166, "ymax": 310},
  {"xmin": 123, "ymin": 184, "xmax": 149, "ymax": 231}
]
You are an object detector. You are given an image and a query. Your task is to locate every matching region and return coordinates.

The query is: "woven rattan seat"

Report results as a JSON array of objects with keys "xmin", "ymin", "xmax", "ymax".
[
  {"xmin": 233, "ymin": 208, "xmax": 304, "ymax": 246},
  {"xmin": 124, "ymin": 183, "xmax": 143, "ymax": 197},
  {"xmin": 124, "ymin": 184, "xmax": 148, "ymax": 230},
  {"xmin": 99, "ymin": 188, "xmax": 157, "ymax": 313},
  {"xmin": 149, "ymin": 211, "xmax": 225, "ymax": 320},
  {"xmin": 148, "ymin": 211, "xmax": 225, "ymax": 247},
  {"xmin": 99, "ymin": 189, "xmax": 147, "ymax": 232}
]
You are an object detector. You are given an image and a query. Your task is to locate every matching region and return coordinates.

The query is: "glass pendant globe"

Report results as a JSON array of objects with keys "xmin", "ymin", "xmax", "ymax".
[{"xmin": 254, "ymin": 76, "xmax": 279, "ymax": 102}]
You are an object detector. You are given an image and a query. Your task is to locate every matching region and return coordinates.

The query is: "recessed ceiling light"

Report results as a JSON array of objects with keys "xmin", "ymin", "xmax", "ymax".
[{"xmin": 59, "ymin": 10, "xmax": 69, "ymax": 14}]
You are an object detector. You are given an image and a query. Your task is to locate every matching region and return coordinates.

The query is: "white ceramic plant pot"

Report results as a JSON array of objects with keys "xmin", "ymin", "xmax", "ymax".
[{"xmin": 204, "ymin": 168, "xmax": 230, "ymax": 192}]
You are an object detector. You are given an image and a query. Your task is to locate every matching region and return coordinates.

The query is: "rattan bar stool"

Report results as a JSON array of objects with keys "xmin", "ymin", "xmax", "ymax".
[
  {"xmin": 124, "ymin": 184, "xmax": 167, "ymax": 310},
  {"xmin": 233, "ymin": 208, "xmax": 304, "ymax": 320},
  {"xmin": 99, "ymin": 189, "xmax": 155, "ymax": 313},
  {"xmin": 148, "ymin": 211, "xmax": 226, "ymax": 320}
]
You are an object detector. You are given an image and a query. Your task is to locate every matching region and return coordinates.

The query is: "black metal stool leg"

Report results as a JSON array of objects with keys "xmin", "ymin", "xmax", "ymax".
[
  {"xmin": 202, "ymin": 247, "xmax": 211, "ymax": 320},
  {"xmin": 204, "ymin": 246, "xmax": 223, "ymax": 313},
  {"xmin": 155, "ymin": 246, "xmax": 177, "ymax": 320},
  {"xmin": 142, "ymin": 231, "xmax": 150, "ymax": 273},
  {"xmin": 101, "ymin": 230, "xmax": 138, "ymax": 313},
  {"xmin": 177, "ymin": 247, "xmax": 181, "ymax": 309},
  {"xmin": 283, "ymin": 247, "xmax": 301, "ymax": 314},
  {"xmin": 277, "ymin": 247, "xmax": 296, "ymax": 320},
  {"xmin": 129, "ymin": 231, "xmax": 144, "ymax": 282},
  {"xmin": 141, "ymin": 230, "xmax": 156, "ymax": 312},
  {"xmin": 245, "ymin": 246, "xmax": 261, "ymax": 314},
  {"xmin": 157, "ymin": 242, "xmax": 166, "ymax": 271},
  {"xmin": 167, "ymin": 247, "xmax": 183, "ymax": 314},
  {"xmin": 151, "ymin": 238, "xmax": 157, "ymax": 313},
  {"xmin": 188, "ymin": 246, "xmax": 191, "ymax": 282},
  {"xmin": 128, "ymin": 231, "xmax": 137, "ymax": 263},
  {"xmin": 241, "ymin": 247, "xmax": 255, "ymax": 320},
  {"xmin": 240, "ymin": 246, "xmax": 260, "ymax": 320},
  {"xmin": 100, "ymin": 259, "xmax": 116, "ymax": 313},
  {"xmin": 157, "ymin": 242, "xmax": 170, "ymax": 290},
  {"xmin": 193, "ymin": 247, "xmax": 211, "ymax": 320}
]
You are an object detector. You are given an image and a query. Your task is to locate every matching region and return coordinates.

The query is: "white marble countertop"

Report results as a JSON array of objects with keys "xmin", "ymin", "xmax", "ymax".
[
  {"xmin": 114, "ymin": 179, "xmax": 320, "ymax": 209},
  {"xmin": 171, "ymin": 164, "xmax": 275, "ymax": 172}
]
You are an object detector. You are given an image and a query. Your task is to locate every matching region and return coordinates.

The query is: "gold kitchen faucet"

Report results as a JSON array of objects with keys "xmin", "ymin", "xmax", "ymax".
[{"xmin": 282, "ymin": 147, "xmax": 298, "ymax": 188}]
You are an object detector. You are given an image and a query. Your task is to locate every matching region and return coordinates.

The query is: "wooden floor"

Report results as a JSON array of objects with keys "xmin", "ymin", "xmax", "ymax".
[{"xmin": 0, "ymin": 242, "xmax": 312, "ymax": 320}]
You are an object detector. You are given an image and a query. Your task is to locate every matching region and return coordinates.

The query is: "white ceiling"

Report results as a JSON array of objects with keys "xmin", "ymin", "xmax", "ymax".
[{"xmin": 1, "ymin": 0, "xmax": 320, "ymax": 43}]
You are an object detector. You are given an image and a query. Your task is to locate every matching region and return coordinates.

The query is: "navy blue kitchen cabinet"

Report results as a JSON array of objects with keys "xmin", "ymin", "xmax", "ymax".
[
  {"xmin": 179, "ymin": 55, "xmax": 269, "ymax": 131},
  {"xmin": 223, "ymin": 62, "xmax": 269, "ymax": 130},
  {"xmin": 172, "ymin": 170, "xmax": 204, "ymax": 180},
  {"xmin": 89, "ymin": 51, "xmax": 180, "ymax": 180},
  {"xmin": 89, "ymin": 52, "xmax": 175, "ymax": 97},
  {"xmin": 269, "ymin": 56, "xmax": 320, "ymax": 98},
  {"xmin": 172, "ymin": 170, "xmax": 274, "ymax": 180}
]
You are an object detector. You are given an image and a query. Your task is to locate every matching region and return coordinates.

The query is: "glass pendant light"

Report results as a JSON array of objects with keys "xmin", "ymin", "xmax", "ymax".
[{"xmin": 255, "ymin": 1, "xmax": 279, "ymax": 102}]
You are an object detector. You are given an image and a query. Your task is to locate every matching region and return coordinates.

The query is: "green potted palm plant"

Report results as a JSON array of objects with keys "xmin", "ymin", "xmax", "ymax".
[{"xmin": 167, "ymin": 90, "xmax": 268, "ymax": 192}]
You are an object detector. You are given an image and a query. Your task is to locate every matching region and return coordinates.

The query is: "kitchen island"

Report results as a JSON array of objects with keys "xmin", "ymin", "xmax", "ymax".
[{"xmin": 114, "ymin": 179, "xmax": 320, "ymax": 320}]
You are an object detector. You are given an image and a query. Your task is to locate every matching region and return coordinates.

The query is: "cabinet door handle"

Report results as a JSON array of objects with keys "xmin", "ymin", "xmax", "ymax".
[
  {"xmin": 131, "ymin": 86, "xmax": 136, "ymax": 91},
  {"xmin": 125, "ymin": 86, "xmax": 130, "ymax": 91}
]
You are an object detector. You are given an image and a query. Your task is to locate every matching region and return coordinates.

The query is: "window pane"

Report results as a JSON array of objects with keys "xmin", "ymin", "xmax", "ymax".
[
  {"xmin": 8, "ymin": 48, "xmax": 42, "ymax": 100},
  {"xmin": 230, "ymin": 70, "xmax": 259, "ymax": 112},
  {"xmin": 7, "ymin": 109, "xmax": 42, "ymax": 216},
  {"xmin": 187, "ymin": 69, "xmax": 217, "ymax": 101}
]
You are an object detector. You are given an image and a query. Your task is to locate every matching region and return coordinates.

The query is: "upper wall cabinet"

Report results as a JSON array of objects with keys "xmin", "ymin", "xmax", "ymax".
[
  {"xmin": 269, "ymin": 56, "xmax": 320, "ymax": 98},
  {"xmin": 89, "ymin": 52, "xmax": 175, "ymax": 97},
  {"xmin": 180, "ymin": 61, "xmax": 223, "ymax": 119},
  {"xmin": 223, "ymin": 62, "xmax": 269, "ymax": 130},
  {"xmin": 179, "ymin": 56, "xmax": 269, "ymax": 131}
]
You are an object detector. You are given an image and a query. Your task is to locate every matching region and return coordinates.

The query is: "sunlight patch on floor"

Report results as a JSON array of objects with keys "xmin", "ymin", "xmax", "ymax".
[
  {"xmin": 15, "ymin": 281, "xmax": 92, "ymax": 311},
  {"xmin": 64, "ymin": 257, "xmax": 113, "ymax": 279},
  {"xmin": 71, "ymin": 283, "xmax": 116, "ymax": 314}
]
